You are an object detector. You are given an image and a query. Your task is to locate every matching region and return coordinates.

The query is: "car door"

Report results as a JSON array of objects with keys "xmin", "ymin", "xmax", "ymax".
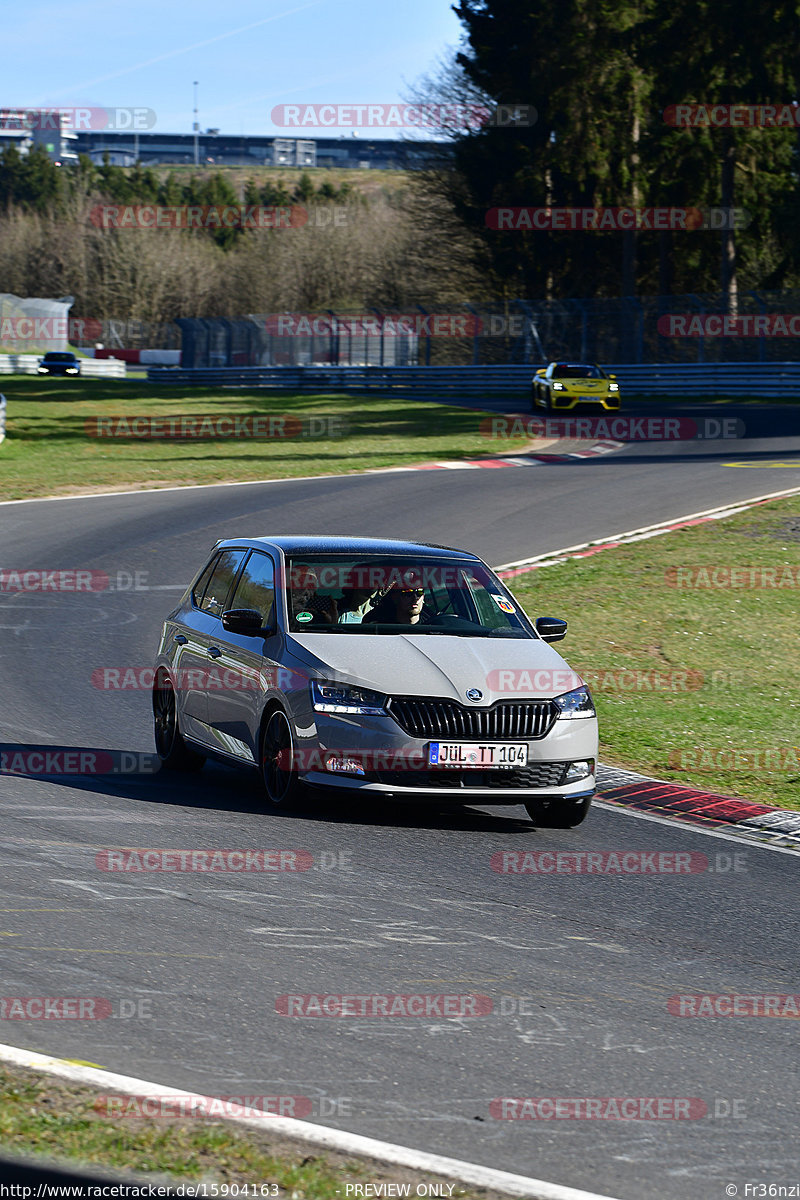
[
  {"xmin": 203, "ymin": 549, "xmax": 280, "ymax": 762},
  {"xmin": 174, "ymin": 548, "xmax": 247, "ymax": 747}
]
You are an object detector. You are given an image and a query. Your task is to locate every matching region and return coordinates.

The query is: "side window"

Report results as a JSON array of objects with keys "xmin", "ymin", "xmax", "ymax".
[
  {"xmin": 191, "ymin": 555, "xmax": 219, "ymax": 608},
  {"xmin": 199, "ymin": 549, "xmax": 246, "ymax": 617},
  {"xmin": 230, "ymin": 551, "xmax": 275, "ymax": 625}
]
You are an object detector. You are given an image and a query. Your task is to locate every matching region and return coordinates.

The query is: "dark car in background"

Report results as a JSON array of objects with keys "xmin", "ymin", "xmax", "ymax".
[{"xmin": 37, "ymin": 352, "xmax": 81, "ymax": 377}]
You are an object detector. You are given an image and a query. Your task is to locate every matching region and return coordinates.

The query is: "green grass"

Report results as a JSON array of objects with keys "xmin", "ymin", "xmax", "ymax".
[
  {"xmin": 506, "ymin": 494, "xmax": 800, "ymax": 809},
  {"xmin": 0, "ymin": 1063, "xmax": 485, "ymax": 1196},
  {"xmin": 0, "ymin": 378, "xmax": 531, "ymax": 500}
]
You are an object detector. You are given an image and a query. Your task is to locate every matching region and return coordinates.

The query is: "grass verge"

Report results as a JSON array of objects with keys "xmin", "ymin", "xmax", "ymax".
[
  {"xmin": 0, "ymin": 1061, "xmax": 495, "ymax": 1198},
  {"xmin": 506, "ymin": 493, "xmax": 800, "ymax": 809},
  {"xmin": 0, "ymin": 378, "xmax": 531, "ymax": 501}
]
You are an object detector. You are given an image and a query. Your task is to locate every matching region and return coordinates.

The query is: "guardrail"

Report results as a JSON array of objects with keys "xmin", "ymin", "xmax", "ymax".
[
  {"xmin": 146, "ymin": 362, "xmax": 800, "ymax": 396},
  {"xmin": 0, "ymin": 355, "xmax": 126, "ymax": 378},
  {"xmin": 0, "ymin": 393, "xmax": 5, "ymax": 445}
]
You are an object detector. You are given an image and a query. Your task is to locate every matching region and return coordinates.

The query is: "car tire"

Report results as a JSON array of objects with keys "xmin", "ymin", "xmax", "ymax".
[
  {"xmin": 260, "ymin": 708, "xmax": 302, "ymax": 808},
  {"xmin": 542, "ymin": 390, "xmax": 552, "ymax": 411},
  {"xmin": 153, "ymin": 669, "xmax": 206, "ymax": 771},
  {"xmin": 524, "ymin": 797, "xmax": 592, "ymax": 828}
]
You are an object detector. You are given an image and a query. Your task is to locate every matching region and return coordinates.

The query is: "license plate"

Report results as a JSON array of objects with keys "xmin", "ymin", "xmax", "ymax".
[
  {"xmin": 428, "ymin": 742, "xmax": 528, "ymax": 768},
  {"xmin": 579, "ymin": 394, "xmax": 599, "ymax": 401}
]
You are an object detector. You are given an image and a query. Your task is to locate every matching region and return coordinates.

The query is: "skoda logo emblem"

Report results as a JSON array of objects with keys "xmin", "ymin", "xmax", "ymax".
[{"xmin": 466, "ymin": 688, "xmax": 483, "ymax": 702}]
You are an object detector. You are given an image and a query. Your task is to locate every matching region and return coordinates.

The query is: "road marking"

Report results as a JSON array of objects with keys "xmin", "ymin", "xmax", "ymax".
[
  {"xmin": 0, "ymin": 1042, "xmax": 623, "ymax": 1200},
  {"xmin": 724, "ymin": 461, "xmax": 800, "ymax": 468},
  {"xmin": 494, "ymin": 485, "xmax": 800, "ymax": 576},
  {"xmin": 2, "ymin": 945, "xmax": 220, "ymax": 957}
]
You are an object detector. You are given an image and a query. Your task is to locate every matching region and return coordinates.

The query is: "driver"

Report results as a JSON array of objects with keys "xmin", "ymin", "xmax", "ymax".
[{"xmin": 363, "ymin": 570, "xmax": 431, "ymax": 626}]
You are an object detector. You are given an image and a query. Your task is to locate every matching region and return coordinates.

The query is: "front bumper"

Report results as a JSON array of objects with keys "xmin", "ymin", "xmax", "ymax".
[
  {"xmin": 298, "ymin": 709, "xmax": 598, "ymax": 803},
  {"xmin": 550, "ymin": 392, "xmax": 620, "ymax": 411}
]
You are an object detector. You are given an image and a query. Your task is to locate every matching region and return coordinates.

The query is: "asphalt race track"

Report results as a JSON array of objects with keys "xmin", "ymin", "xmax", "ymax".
[{"xmin": 1, "ymin": 403, "xmax": 800, "ymax": 1200}]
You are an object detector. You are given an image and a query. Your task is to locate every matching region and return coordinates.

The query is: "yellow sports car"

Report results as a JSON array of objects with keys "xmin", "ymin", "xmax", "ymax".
[{"xmin": 532, "ymin": 362, "xmax": 620, "ymax": 411}]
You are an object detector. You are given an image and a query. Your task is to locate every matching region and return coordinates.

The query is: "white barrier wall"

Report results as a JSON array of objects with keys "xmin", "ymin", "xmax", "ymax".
[
  {"xmin": 0, "ymin": 393, "xmax": 5, "ymax": 445},
  {"xmin": 0, "ymin": 355, "xmax": 126, "ymax": 377}
]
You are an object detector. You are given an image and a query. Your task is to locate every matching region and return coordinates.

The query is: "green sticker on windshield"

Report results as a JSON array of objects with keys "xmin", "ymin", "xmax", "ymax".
[{"xmin": 296, "ymin": 611, "xmax": 313, "ymax": 623}]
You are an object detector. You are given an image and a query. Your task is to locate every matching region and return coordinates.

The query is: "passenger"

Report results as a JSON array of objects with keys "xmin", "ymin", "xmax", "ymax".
[
  {"xmin": 289, "ymin": 563, "xmax": 337, "ymax": 625},
  {"xmin": 337, "ymin": 565, "xmax": 382, "ymax": 624}
]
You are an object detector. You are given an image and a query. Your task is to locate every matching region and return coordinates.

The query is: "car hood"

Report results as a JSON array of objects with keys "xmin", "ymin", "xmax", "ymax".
[{"xmin": 287, "ymin": 633, "xmax": 582, "ymax": 702}]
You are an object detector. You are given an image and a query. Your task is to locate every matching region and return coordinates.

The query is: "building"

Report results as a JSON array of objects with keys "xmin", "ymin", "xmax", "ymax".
[{"xmin": 0, "ymin": 110, "xmax": 448, "ymax": 169}]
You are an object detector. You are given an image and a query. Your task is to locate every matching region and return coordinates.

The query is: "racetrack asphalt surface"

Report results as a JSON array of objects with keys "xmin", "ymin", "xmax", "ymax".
[{"xmin": 1, "ymin": 399, "xmax": 799, "ymax": 1199}]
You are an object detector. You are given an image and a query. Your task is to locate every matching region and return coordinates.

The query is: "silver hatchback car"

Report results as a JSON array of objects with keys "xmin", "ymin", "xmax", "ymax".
[{"xmin": 152, "ymin": 536, "xmax": 598, "ymax": 827}]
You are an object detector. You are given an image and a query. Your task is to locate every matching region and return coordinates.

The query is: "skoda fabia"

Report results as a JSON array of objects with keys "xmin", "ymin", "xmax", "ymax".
[{"xmin": 152, "ymin": 537, "xmax": 598, "ymax": 826}]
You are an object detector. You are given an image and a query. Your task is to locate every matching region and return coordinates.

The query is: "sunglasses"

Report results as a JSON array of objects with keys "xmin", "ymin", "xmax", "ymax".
[{"xmin": 399, "ymin": 587, "xmax": 424, "ymax": 596}]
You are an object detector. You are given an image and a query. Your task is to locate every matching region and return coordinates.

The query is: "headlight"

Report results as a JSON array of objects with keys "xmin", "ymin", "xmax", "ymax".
[
  {"xmin": 609, "ymin": 383, "xmax": 619, "ymax": 391},
  {"xmin": 552, "ymin": 382, "xmax": 564, "ymax": 390},
  {"xmin": 553, "ymin": 686, "xmax": 595, "ymax": 719},
  {"xmin": 66, "ymin": 367, "xmax": 78, "ymax": 374},
  {"xmin": 311, "ymin": 680, "xmax": 386, "ymax": 715},
  {"xmin": 37, "ymin": 367, "xmax": 48, "ymax": 374}
]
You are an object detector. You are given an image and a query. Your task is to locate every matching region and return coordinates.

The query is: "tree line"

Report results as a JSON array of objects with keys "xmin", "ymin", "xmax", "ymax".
[
  {"xmin": 442, "ymin": 0, "xmax": 800, "ymax": 309},
  {"xmin": 2, "ymin": 0, "xmax": 800, "ymax": 325}
]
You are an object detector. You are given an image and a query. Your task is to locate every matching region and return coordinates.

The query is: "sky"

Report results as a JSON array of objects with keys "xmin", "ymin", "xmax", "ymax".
[{"xmin": 2, "ymin": 0, "xmax": 467, "ymax": 138}]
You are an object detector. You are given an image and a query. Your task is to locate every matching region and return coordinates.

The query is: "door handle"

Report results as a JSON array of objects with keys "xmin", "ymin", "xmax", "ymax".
[
  {"xmin": 207, "ymin": 647, "xmax": 222, "ymax": 659},
  {"xmin": 173, "ymin": 634, "xmax": 187, "ymax": 644}
]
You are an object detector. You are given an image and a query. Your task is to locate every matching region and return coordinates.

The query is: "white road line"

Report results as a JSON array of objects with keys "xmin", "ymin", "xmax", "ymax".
[
  {"xmin": 0, "ymin": 1044, "xmax": 621, "ymax": 1200},
  {"xmin": 494, "ymin": 485, "xmax": 800, "ymax": 571}
]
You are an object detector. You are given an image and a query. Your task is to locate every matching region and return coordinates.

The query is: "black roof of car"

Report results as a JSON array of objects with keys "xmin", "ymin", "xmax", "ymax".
[
  {"xmin": 215, "ymin": 536, "xmax": 480, "ymax": 560},
  {"xmin": 42, "ymin": 352, "xmax": 79, "ymax": 360}
]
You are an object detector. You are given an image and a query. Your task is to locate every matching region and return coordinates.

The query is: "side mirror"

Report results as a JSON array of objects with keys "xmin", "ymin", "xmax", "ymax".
[
  {"xmin": 222, "ymin": 608, "xmax": 272, "ymax": 636},
  {"xmin": 535, "ymin": 368, "xmax": 546, "ymax": 376},
  {"xmin": 608, "ymin": 373, "xmax": 617, "ymax": 380},
  {"xmin": 535, "ymin": 616, "xmax": 567, "ymax": 643}
]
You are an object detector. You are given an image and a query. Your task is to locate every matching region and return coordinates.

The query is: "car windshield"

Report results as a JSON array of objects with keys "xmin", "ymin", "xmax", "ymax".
[
  {"xmin": 551, "ymin": 364, "xmax": 604, "ymax": 379},
  {"xmin": 43, "ymin": 353, "xmax": 75, "ymax": 362},
  {"xmin": 284, "ymin": 555, "xmax": 534, "ymax": 638}
]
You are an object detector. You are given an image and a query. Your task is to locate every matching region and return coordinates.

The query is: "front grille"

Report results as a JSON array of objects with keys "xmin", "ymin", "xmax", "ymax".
[
  {"xmin": 387, "ymin": 697, "xmax": 558, "ymax": 740},
  {"xmin": 365, "ymin": 761, "xmax": 570, "ymax": 790}
]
